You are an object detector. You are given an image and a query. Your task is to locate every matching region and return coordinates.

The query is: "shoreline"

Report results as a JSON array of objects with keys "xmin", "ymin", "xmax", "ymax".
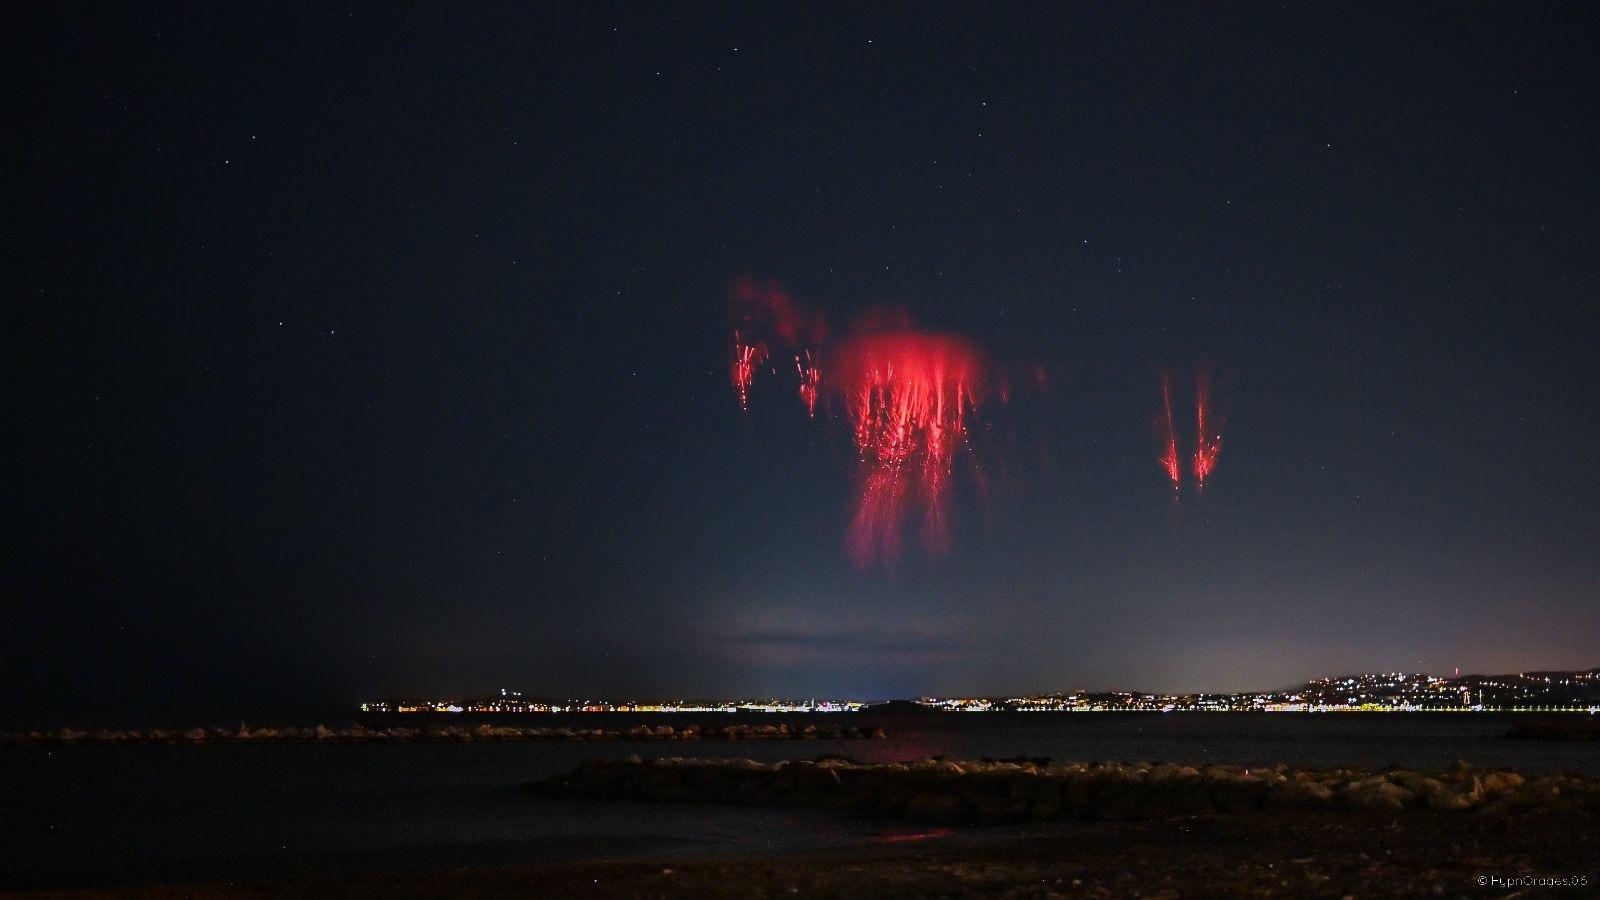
[
  {"xmin": 11, "ymin": 752, "xmax": 1595, "ymax": 896},
  {"xmin": 1, "ymin": 722, "xmax": 888, "ymax": 747},
  {"xmin": 22, "ymin": 807, "xmax": 1596, "ymax": 898}
]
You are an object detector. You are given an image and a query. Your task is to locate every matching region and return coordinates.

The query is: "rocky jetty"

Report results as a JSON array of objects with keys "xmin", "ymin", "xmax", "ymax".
[
  {"xmin": 532, "ymin": 756, "xmax": 1600, "ymax": 824},
  {"xmin": 1, "ymin": 721, "xmax": 888, "ymax": 746}
]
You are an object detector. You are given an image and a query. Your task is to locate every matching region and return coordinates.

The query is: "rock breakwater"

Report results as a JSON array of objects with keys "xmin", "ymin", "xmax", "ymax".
[{"xmin": 532, "ymin": 756, "xmax": 1600, "ymax": 824}]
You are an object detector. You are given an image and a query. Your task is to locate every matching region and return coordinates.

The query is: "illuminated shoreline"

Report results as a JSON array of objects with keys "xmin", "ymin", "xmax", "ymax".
[{"xmin": 362, "ymin": 668, "xmax": 1599, "ymax": 715}]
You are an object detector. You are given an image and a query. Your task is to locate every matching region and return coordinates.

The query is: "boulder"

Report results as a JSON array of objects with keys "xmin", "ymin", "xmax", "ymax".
[
  {"xmin": 1029, "ymin": 780, "xmax": 1064, "ymax": 821},
  {"xmin": 971, "ymin": 790, "xmax": 1027, "ymax": 825},
  {"xmin": 1425, "ymin": 788, "xmax": 1474, "ymax": 811},
  {"xmin": 1268, "ymin": 778, "xmax": 1335, "ymax": 807},
  {"xmin": 1346, "ymin": 778, "xmax": 1414, "ymax": 811},
  {"xmin": 1480, "ymin": 771, "xmax": 1525, "ymax": 794},
  {"xmin": 906, "ymin": 789, "xmax": 970, "ymax": 823},
  {"xmin": 1398, "ymin": 775, "xmax": 1475, "ymax": 811},
  {"xmin": 796, "ymin": 761, "xmax": 844, "ymax": 792}
]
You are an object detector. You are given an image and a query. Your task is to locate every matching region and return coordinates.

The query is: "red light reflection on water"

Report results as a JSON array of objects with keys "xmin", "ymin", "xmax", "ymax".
[{"xmin": 872, "ymin": 827, "xmax": 956, "ymax": 844}]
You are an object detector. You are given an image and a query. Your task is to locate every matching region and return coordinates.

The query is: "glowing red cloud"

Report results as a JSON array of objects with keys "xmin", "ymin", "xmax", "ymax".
[
  {"xmin": 1193, "ymin": 363, "xmax": 1222, "ymax": 486},
  {"xmin": 1158, "ymin": 370, "xmax": 1181, "ymax": 490},
  {"xmin": 728, "ymin": 278, "xmax": 826, "ymax": 413},
  {"xmin": 730, "ymin": 276, "xmax": 826, "ymax": 348},
  {"xmin": 1156, "ymin": 362, "xmax": 1227, "ymax": 495},
  {"xmin": 731, "ymin": 333, "xmax": 766, "ymax": 412},
  {"xmin": 1158, "ymin": 368, "xmax": 1184, "ymax": 486},
  {"xmin": 726, "ymin": 280, "xmax": 1035, "ymax": 567},
  {"xmin": 795, "ymin": 349, "xmax": 821, "ymax": 418},
  {"xmin": 829, "ymin": 331, "xmax": 987, "ymax": 566}
]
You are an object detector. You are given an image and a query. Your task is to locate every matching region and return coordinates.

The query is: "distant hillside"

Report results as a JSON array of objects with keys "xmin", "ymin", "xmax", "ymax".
[{"xmin": 1295, "ymin": 668, "xmax": 1600, "ymax": 709}]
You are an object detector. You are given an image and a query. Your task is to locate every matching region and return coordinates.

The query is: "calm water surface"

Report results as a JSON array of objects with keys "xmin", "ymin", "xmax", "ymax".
[{"xmin": 4, "ymin": 712, "xmax": 1595, "ymax": 890}]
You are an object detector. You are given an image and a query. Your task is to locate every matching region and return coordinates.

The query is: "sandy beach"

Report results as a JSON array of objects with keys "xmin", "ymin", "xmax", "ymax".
[{"xmin": 26, "ymin": 807, "xmax": 1594, "ymax": 899}]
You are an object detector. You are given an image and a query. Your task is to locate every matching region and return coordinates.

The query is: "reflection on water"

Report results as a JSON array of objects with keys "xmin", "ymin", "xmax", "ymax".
[{"xmin": 872, "ymin": 828, "xmax": 956, "ymax": 844}]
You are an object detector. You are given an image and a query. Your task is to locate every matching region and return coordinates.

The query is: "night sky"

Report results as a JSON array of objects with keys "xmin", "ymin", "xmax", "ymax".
[{"xmin": 8, "ymin": 4, "xmax": 1599, "ymax": 719}]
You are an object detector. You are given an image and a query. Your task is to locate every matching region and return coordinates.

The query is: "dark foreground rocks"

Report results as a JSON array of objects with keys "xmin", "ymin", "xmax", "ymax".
[
  {"xmin": 533, "ymin": 756, "xmax": 1600, "ymax": 825},
  {"xmin": 51, "ymin": 804, "xmax": 1600, "ymax": 898},
  {"xmin": 1, "ymin": 721, "xmax": 888, "ymax": 746}
]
